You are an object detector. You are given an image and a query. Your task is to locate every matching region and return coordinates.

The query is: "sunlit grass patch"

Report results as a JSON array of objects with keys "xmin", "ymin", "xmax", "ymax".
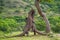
[{"xmin": 0, "ymin": 32, "xmax": 60, "ymax": 40}]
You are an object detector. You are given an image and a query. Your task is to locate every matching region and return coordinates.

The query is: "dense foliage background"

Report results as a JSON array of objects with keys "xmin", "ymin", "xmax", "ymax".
[{"xmin": 0, "ymin": 0, "xmax": 60, "ymax": 33}]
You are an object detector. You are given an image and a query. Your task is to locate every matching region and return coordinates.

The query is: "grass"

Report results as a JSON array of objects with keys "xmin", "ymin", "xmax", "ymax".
[{"xmin": 0, "ymin": 31, "xmax": 60, "ymax": 40}]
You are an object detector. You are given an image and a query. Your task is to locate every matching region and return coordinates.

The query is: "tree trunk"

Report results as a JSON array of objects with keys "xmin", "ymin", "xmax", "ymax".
[
  {"xmin": 35, "ymin": 0, "xmax": 51, "ymax": 33},
  {"xmin": 20, "ymin": 8, "xmax": 47, "ymax": 36},
  {"xmin": 18, "ymin": 0, "xmax": 51, "ymax": 37},
  {"xmin": 19, "ymin": 9, "xmax": 37, "ymax": 36}
]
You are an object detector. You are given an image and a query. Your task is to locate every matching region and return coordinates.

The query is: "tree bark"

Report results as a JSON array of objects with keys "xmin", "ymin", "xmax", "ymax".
[
  {"xmin": 35, "ymin": 0, "xmax": 51, "ymax": 33},
  {"xmin": 18, "ymin": 0, "xmax": 51, "ymax": 37},
  {"xmin": 20, "ymin": 8, "xmax": 47, "ymax": 36},
  {"xmin": 20, "ymin": 9, "xmax": 36, "ymax": 36}
]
